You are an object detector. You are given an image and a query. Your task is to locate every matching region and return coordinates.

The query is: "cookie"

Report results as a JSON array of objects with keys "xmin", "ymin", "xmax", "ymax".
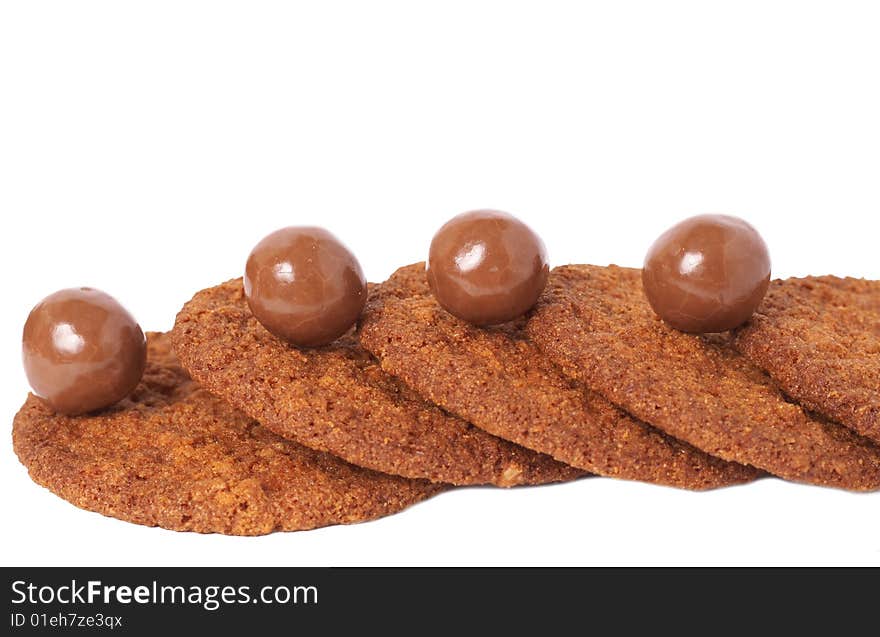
[
  {"xmin": 733, "ymin": 275, "xmax": 880, "ymax": 445},
  {"xmin": 13, "ymin": 333, "xmax": 442, "ymax": 535},
  {"xmin": 814, "ymin": 276, "xmax": 880, "ymax": 314},
  {"xmin": 172, "ymin": 280, "xmax": 583, "ymax": 487},
  {"xmin": 527, "ymin": 264, "xmax": 880, "ymax": 490},
  {"xmin": 358, "ymin": 263, "xmax": 760, "ymax": 490}
]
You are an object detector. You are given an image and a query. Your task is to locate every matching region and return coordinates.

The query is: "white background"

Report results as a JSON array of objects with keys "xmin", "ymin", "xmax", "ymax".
[{"xmin": 1, "ymin": 1, "xmax": 879, "ymax": 567}]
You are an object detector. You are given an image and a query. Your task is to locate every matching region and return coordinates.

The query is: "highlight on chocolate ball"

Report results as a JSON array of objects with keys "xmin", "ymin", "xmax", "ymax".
[
  {"xmin": 641, "ymin": 214, "xmax": 771, "ymax": 333},
  {"xmin": 22, "ymin": 288, "xmax": 146, "ymax": 415},
  {"xmin": 426, "ymin": 209, "xmax": 550, "ymax": 325},
  {"xmin": 244, "ymin": 226, "xmax": 367, "ymax": 347}
]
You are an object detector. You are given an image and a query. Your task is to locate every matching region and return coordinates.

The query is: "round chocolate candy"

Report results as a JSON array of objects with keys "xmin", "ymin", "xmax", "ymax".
[
  {"xmin": 244, "ymin": 226, "xmax": 367, "ymax": 347},
  {"xmin": 642, "ymin": 214, "xmax": 771, "ymax": 333},
  {"xmin": 22, "ymin": 288, "xmax": 147, "ymax": 415},
  {"xmin": 426, "ymin": 210, "xmax": 550, "ymax": 326}
]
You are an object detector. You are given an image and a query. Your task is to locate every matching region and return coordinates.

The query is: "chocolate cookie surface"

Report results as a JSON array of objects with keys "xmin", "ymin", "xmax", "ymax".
[
  {"xmin": 812, "ymin": 276, "xmax": 880, "ymax": 314},
  {"xmin": 172, "ymin": 280, "xmax": 582, "ymax": 487},
  {"xmin": 358, "ymin": 263, "xmax": 760, "ymax": 490},
  {"xmin": 13, "ymin": 333, "xmax": 442, "ymax": 535},
  {"xmin": 527, "ymin": 265, "xmax": 880, "ymax": 491},
  {"xmin": 733, "ymin": 275, "xmax": 880, "ymax": 445}
]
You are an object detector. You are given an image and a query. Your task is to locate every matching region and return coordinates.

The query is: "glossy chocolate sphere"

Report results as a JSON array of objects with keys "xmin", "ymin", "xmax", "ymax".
[
  {"xmin": 642, "ymin": 214, "xmax": 771, "ymax": 333},
  {"xmin": 22, "ymin": 288, "xmax": 147, "ymax": 415},
  {"xmin": 244, "ymin": 226, "xmax": 367, "ymax": 347},
  {"xmin": 426, "ymin": 210, "xmax": 549, "ymax": 325}
]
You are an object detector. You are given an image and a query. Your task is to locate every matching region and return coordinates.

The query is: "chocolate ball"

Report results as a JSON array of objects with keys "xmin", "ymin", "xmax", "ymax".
[
  {"xmin": 244, "ymin": 226, "xmax": 367, "ymax": 347},
  {"xmin": 22, "ymin": 288, "xmax": 147, "ymax": 415},
  {"xmin": 426, "ymin": 210, "xmax": 550, "ymax": 325},
  {"xmin": 642, "ymin": 214, "xmax": 771, "ymax": 333}
]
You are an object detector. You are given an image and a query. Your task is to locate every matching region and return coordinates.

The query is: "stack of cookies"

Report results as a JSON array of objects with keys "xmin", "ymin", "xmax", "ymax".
[{"xmin": 13, "ymin": 212, "xmax": 880, "ymax": 535}]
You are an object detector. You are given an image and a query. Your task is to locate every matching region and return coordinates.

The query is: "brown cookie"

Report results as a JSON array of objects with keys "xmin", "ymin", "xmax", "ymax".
[
  {"xmin": 358, "ymin": 263, "xmax": 760, "ymax": 490},
  {"xmin": 733, "ymin": 275, "xmax": 880, "ymax": 445},
  {"xmin": 172, "ymin": 280, "xmax": 582, "ymax": 487},
  {"xmin": 13, "ymin": 333, "xmax": 442, "ymax": 535},
  {"xmin": 527, "ymin": 264, "xmax": 880, "ymax": 491},
  {"xmin": 812, "ymin": 276, "xmax": 880, "ymax": 314}
]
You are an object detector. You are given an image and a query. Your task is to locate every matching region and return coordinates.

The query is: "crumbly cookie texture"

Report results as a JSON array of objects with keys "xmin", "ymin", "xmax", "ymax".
[
  {"xmin": 734, "ymin": 275, "xmax": 880, "ymax": 445},
  {"xmin": 358, "ymin": 263, "xmax": 760, "ymax": 491},
  {"xmin": 172, "ymin": 280, "xmax": 583, "ymax": 487},
  {"xmin": 13, "ymin": 333, "xmax": 444, "ymax": 535},
  {"xmin": 527, "ymin": 264, "xmax": 880, "ymax": 491}
]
